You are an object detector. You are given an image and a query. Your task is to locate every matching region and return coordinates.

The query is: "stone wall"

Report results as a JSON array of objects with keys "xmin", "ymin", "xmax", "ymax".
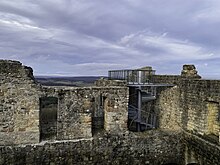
[
  {"xmin": 179, "ymin": 79, "xmax": 220, "ymax": 137},
  {"xmin": 0, "ymin": 131, "xmax": 183, "ymax": 165},
  {"xmin": 154, "ymin": 79, "xmax": 220, "ymax": 132},
  {"xmin": 155, "ymin": 86, "xmax": 182, "ymax": 130},
  {"xmin": 0, "ymin": 60, "xmax": 219, "ymax": 164},
  {"xmin": 0, "ymin": 60, "xmax": 42, "ymax": 145},
  {"xmin": 43, "ymin": 86, "xmax": 128, "ymax": 140},
  {"xmin": 152, "ymin": 65, "xmax": 219, "ymax": 140},
  {"xmin": 152, "ymin": 75, "xmax": 182, "ymax": 85},
  {"xmin": 152, "ymin": 64, "xmax": 201, "ymax": 85},
  {"xmin": 153, "ymin": 79, "xmax": 220, "ymax": 164},
  {"xmin": 0, "ymin": 60, "xmax": 129, "ymax": 145},
  {"xmin": 95, "ymin": 78, "xmax": 127, "ymax": 87},
  {"xmin": 183, "ymin": 131, "xmax": 220, "ymax": 165}
]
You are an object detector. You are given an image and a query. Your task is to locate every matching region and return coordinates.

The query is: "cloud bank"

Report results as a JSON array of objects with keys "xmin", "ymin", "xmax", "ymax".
[{"xmin": 0, "ymin": 0, "xmax": 220, "ymax": 77}]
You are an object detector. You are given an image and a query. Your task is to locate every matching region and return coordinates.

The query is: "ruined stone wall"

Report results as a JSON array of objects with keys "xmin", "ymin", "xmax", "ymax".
[
  {"xmin": 183, "ymin": 131, "xmax": 220, "ymax": 165},
  {"xmin": 154, "ymin": 86, "xmax": 182, "ymax": 130},
  {"xmin": 103, "ymin": 95, "xmax": 128, "ymax": 134},
  {"xmin": 150, "ymin": 74, "xmax": 184, "ymax": 131},
  {"xmin": 150, "ymin": 65, "xmax": 220, "ymax": 164},
  {"xmin": 152, "ymin": 67, "xmax": 219, "ymax": 138},
  {"xmin": 152, "ymin": 64, "xmax": 201, "ymax": 85},
  {"xmin": 179, "ymin": 79, "xmax": 220, "ymax": 137},
  {"xmin": 0, "ymin": 60, "xmax": 219, "ymax": 164},
  {"xmin": 90, "ymin": 65, "xmax": 220, "ymax": 164},
  {"xmin": 154, "ymin": 78, "xmax": 220, "ymax": 164},
  {"xmin": 0, "ymin": 131, "xmax": 183, "ymax": 165},
  {"xmin": 152, "ymin": 75, "xmax": 182, "ymax": 85},
  {"xmin": 43, "ymin": 86, "xmax": 128, "ymax": 140},
  {"xmin": 0, "ymin": 60, "xmax": 129, "ymax": 145},
  {"xmin": 95, "ymin": 78, "xmax": 127, "ymax": 87},
  {"xmin": 154, "ymin": 78, "xmax": 220, "ymax": 137},
  {"xmin": 96, "ymin": 75, "xmax": 182, "ymax": 86},
  {"xmin": 0, "ymin": 60, "xmax": 42, "ymax": 145}
]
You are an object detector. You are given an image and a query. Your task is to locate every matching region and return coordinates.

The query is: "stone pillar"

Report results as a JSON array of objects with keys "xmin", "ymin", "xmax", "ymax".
[
  {"xmin": 104, "ymin": 90, "xmax": 128, "ymax": 134},
  {"xmin": 181, "ymin": 64, "xmax": 201, "ymax": 79}
]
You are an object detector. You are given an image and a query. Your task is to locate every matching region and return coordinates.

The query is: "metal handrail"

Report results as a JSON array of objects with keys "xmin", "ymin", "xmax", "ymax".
[
  {"xmin": 128, "ymin": 105, "xmax": 157, "ymax": 115},
  {"xmin": 128, "ymin": 105, "xmax": 157, "ymax": 130},
  {"xmin": 108, "ymin": 69, "xmax": 155, "ymax": 84}
]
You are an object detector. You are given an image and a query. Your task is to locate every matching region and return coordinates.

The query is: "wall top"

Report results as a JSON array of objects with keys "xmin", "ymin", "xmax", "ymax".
[
  {"xmin": 0, "ymin": 59, "xmax": 34, "ymax": 80},
  {"xmin": 181, "ymin": 64, "xmax": 201, "ymax": 79}
]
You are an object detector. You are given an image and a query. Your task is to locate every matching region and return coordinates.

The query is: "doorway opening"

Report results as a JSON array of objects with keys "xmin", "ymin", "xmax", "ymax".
[
  {"xmin": 92, "ymin": 94, "xmax": 106, "ymax": 135},
  {"xmin": 39, "ymin": 97, "xmax": 58, "ymax": 141}
]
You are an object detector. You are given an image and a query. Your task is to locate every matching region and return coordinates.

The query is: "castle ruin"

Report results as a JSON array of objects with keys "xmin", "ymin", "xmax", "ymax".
[{"xmin": 0, "ymin": 60, "xmax": 219, "ymax": 165}]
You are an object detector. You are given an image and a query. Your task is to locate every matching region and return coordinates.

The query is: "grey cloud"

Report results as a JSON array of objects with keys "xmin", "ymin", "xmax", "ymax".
[{"xmin": 0, "ymin": 0, "xmax": 220, "ymax": 77}]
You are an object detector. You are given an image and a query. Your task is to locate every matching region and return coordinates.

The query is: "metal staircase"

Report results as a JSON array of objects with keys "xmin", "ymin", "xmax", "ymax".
[
  {"xmin": 128, "ymin": 105, "xmax": 157, "ymax": 131},
  {"xmin": 108, "ymin": 68, "xmax": 174, "ymax": 132},
  {"xmin": 141, "ymin": 89, "xmax": 156, "ymax": 102},
  {"xmin": 127, "ymin": 86, "xmax": 158, "ymax": 131}
]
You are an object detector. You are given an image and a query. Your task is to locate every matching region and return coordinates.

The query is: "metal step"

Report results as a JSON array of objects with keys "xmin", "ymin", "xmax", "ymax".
[
  {"xmin": 141, "ymin": 90, "xmax": 156, "ymax": 102},
  {"xmin": 142, "ymin": 96, "xmax": 156, "ymax": 102}
]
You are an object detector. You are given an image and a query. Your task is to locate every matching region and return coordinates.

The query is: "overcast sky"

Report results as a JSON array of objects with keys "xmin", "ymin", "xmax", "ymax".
[{"xmin": 0, "ymin": 0, "xmax": 220, "ymax": 77}]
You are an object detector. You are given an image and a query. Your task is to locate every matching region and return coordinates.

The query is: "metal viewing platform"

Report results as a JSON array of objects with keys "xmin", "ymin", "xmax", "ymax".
[
  {"xmin": 108, "ymin": 67, "xmax": 174, "ymax": 132},
  {"xmin": 108, "ymin": 68, "xmax": 155, "ymax": 85}
]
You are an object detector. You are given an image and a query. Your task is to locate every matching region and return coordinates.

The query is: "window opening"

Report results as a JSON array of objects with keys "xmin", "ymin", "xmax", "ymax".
[{"xmin": 39, "ymin": 97, "xmax": 58, "ymax": 141}]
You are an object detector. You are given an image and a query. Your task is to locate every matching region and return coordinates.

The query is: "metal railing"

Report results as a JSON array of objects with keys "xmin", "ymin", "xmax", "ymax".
[
  {"xmin": 128, "ymin": 105, "xmax": 157, "ymax": 131},
  {"xmin": 108, "ymin": 69, "xmax": 155, "ymax": 84}
]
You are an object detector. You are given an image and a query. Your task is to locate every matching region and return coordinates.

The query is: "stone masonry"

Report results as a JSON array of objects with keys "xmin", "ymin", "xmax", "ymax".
[
  {"xmin": 0, "ymin": 60, "xmax": 219, "ymax": 165},
  {"xmin": 43, "ymin": 86, "xmax": 128, "ymax": 140},
  {"xmin": 0, "ymin": 60, "xmax": 128, "ymax": 145},
  {"xmin": 152, "ymin": 65, "xmax": 220, "ymax": 164},
  {"xmin": 0, "ymin": 60, "xmax": 41, "ymax": 145},
  {"xmin": 99, "ymin": 64, "xmax": 220, "ymax": 164}
]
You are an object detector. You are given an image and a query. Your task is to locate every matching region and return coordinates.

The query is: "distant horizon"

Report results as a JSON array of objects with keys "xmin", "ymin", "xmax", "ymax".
[
  {"xmin": 35, "ymin": 75, "xmax": 105, "ymax": 78},
  {"xmin": 34, "ymin": 73, "xmax": 220, "ymax": 80}
]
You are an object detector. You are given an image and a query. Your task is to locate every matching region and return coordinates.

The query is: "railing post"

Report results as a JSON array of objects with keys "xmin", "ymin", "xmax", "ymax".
[
  {"xmin": 108, "ymin": 71, "xmax": 111, "ymax": 79},
  {"xmin": 137, "ymin": 86, "xmax": 142, "ymax": 132},
  {"xmin": 138, "ymin": 70, "xmax": 141, "ymax": 83}
]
